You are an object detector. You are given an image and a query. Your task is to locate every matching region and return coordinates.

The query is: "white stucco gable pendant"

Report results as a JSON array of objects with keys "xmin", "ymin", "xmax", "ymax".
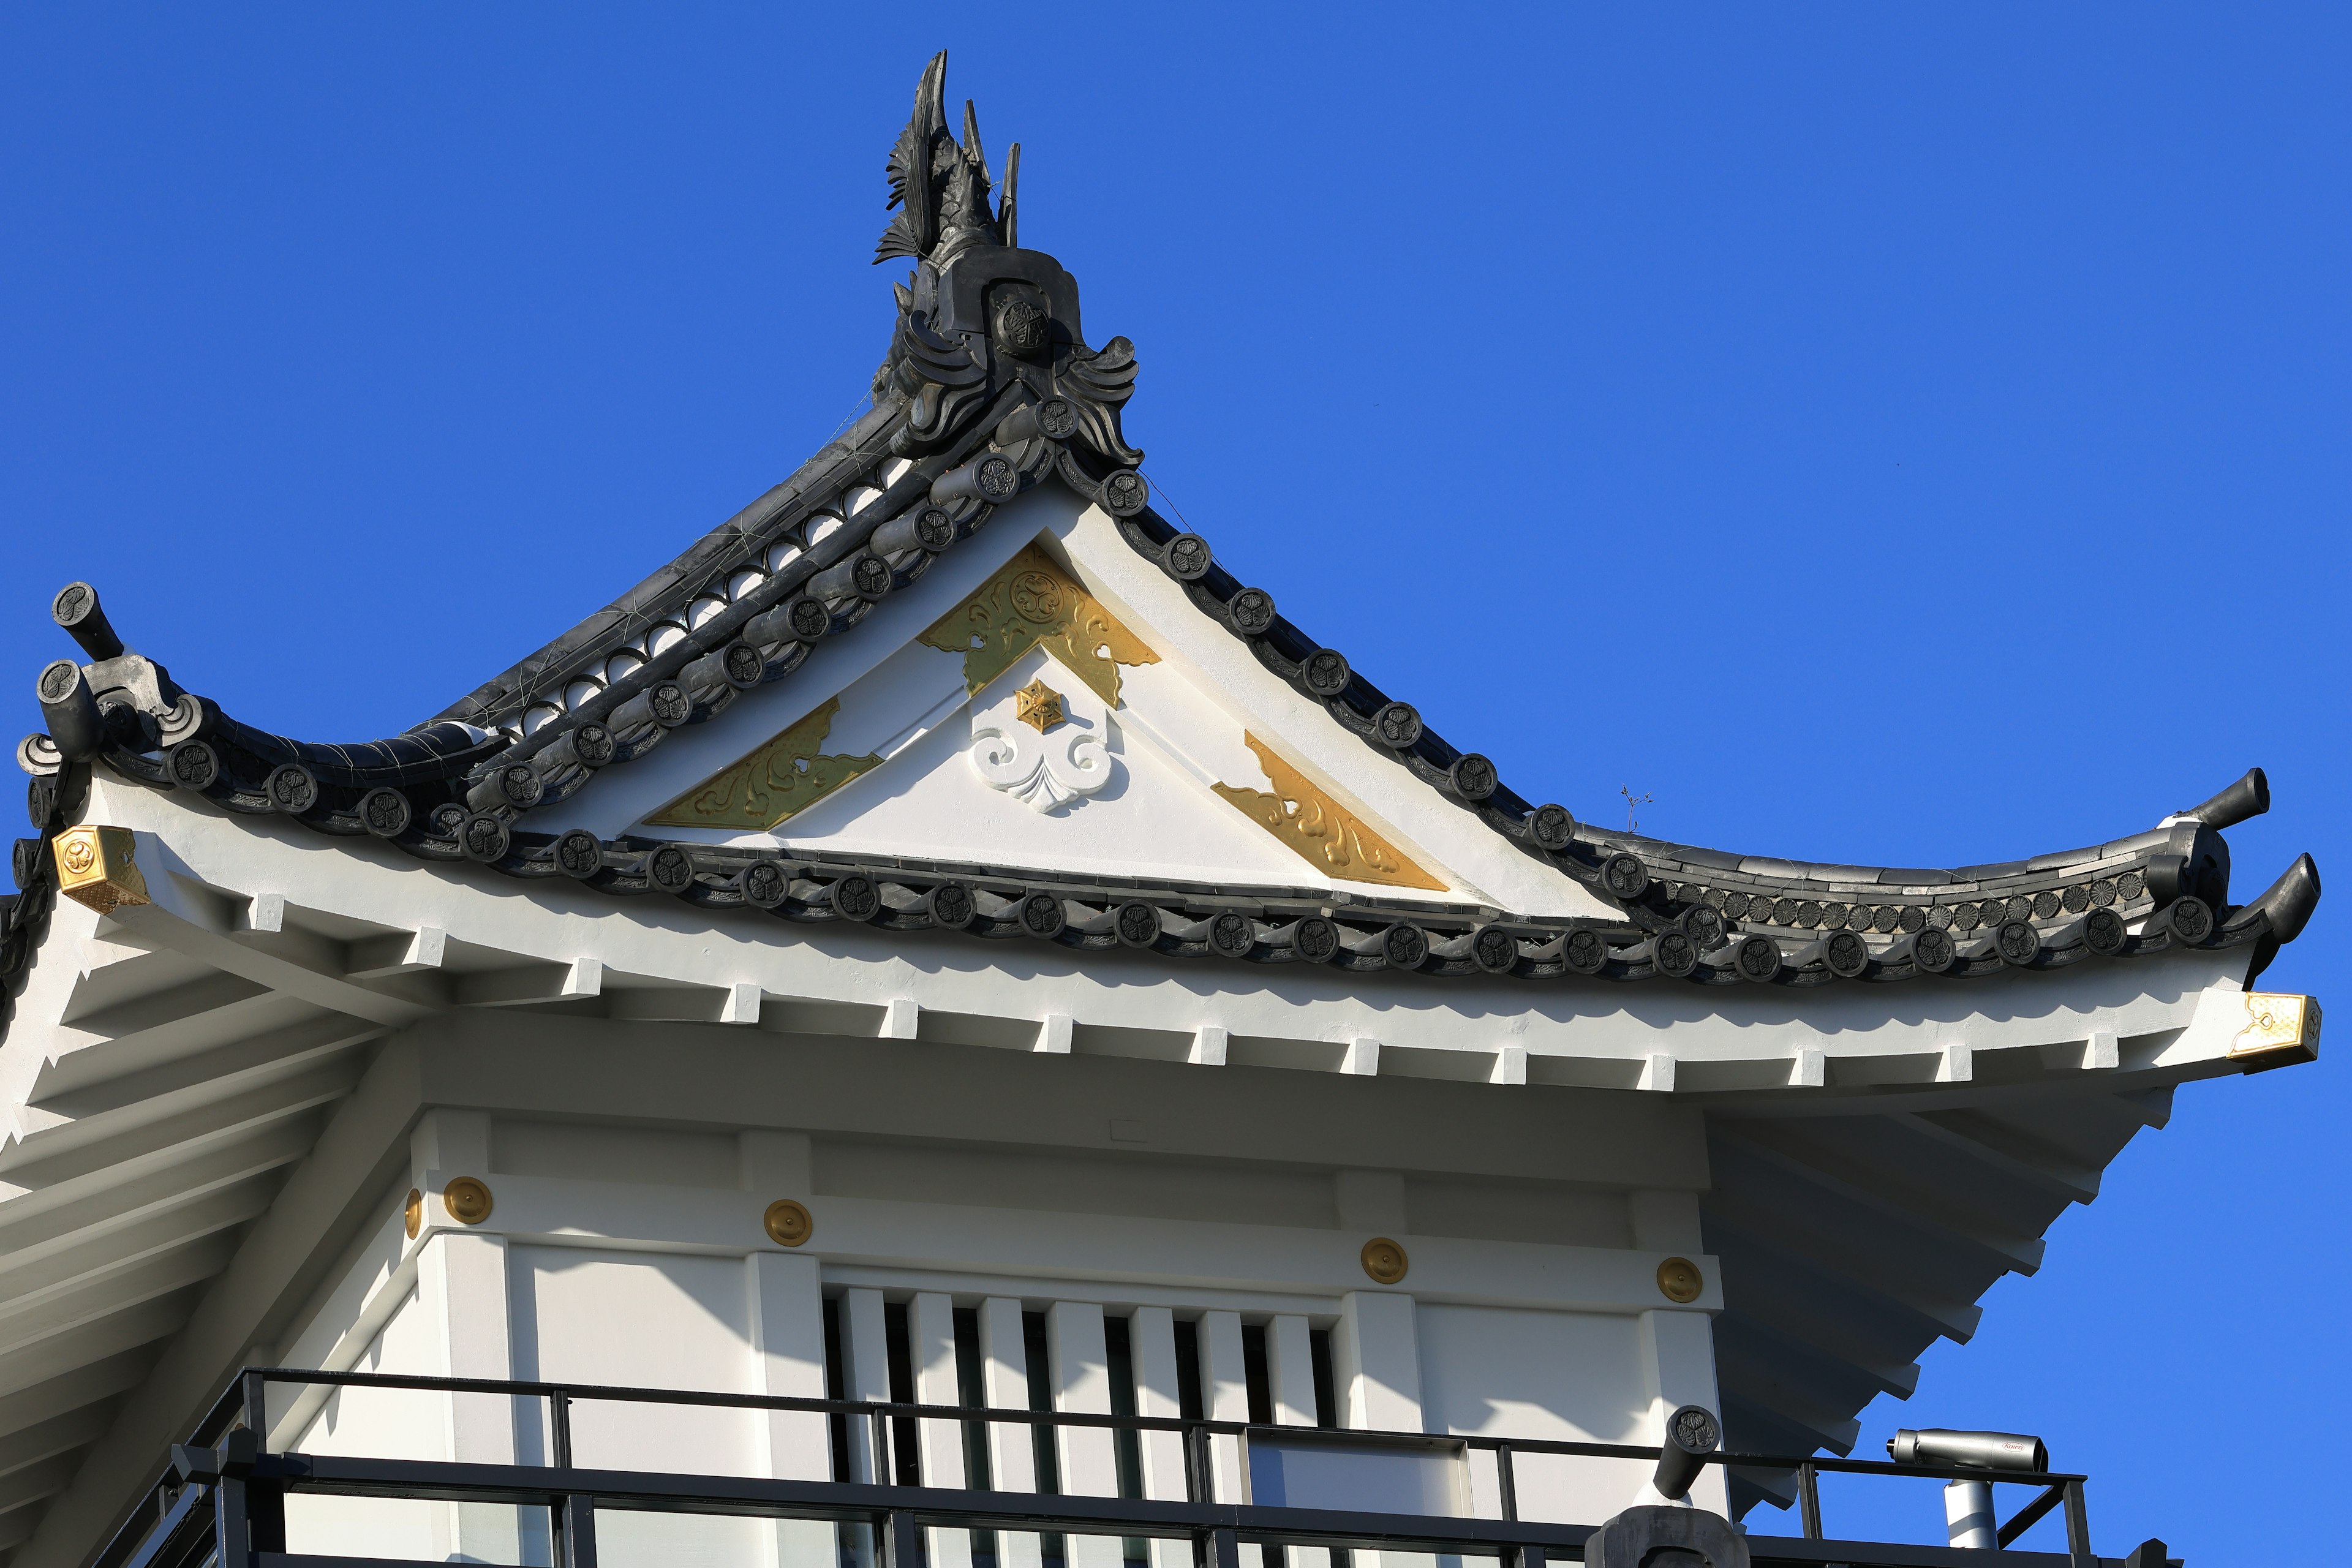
[{"xmin": 968, "ymin": 671, "xmax": 1112, "ymax": 813}]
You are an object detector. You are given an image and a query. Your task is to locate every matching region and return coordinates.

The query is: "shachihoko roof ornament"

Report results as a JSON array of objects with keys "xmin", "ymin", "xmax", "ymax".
[{"xmin": 6, "ymin": 51, "xmax": 2321, "ymax": 1027}]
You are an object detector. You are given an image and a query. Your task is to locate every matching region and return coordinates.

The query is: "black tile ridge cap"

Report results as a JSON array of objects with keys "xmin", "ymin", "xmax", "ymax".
[
  {"xmin": 194, "ymin": 710, "xmax": 508, "ymax": 791},
  {"xmin": 469, "ymin": 385, "xmax": 1031, "ymax": 780},
  {"xmin": 70, "ymin": 769, "xmax": 2283, "ymax": 990},
  {"xmin": 22, "ymin": 410, "xmax": 1065, "ymax": 840},
  {"xmin": 735, "ymin": 842, "xmax": 1498, "ymax": 913},
  {"xmin": 427, "ymin": 397, "xmax": 911, "ymax": 731},
  {"xmin": 1597, "ymin": 826, "xmax": 2188, "ymax": 895},
  {"xmin": 631, "ymin": 842, "xmax": 1506, "ymax": 915}
]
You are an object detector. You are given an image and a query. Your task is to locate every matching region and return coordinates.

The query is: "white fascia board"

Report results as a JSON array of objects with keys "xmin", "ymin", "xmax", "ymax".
[
  {"xmin": 417, "ymin": 1012, "xmax": 1702, "ymax": 1189},
  {"xmin": 70, "ymin": 774, "xmax": 2259, "ymax": 1096},
  {"xmin": 404, "ymin": 1169, "xmax": 1721, "ymax": 1317}
]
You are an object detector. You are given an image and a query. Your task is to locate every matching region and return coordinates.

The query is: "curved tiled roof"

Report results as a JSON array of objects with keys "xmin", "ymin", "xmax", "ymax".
[{"xmin": 10, "ymin": 59, "xmax": 2320, "ymax": 1019}]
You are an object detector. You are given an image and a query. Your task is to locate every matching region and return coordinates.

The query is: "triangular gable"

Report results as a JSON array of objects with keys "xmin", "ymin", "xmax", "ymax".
[{"xmin": 541, "ymin": 488, "xmax": 1536, "ymax": 905}]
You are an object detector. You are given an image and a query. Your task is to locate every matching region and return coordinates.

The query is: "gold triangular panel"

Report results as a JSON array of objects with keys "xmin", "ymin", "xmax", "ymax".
[
  {"xmin": 1212, "ymin": 734, "xmax": 1444, "ymax": 891},
  {"xmin": 646, "ymin": 696, "xmax": 883, "ymax": 831},
  {"xmin": 919, "ymin": 542, "xmax": 1157, "ymax": 703}
]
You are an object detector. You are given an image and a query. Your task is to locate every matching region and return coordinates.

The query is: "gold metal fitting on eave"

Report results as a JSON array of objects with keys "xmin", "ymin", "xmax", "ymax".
[
  {"xmin": 2228, "ymin": 992, "xmax": 2321, "ymax": 1073},
  {"xmin": 1360, "ymin": 1237, "xmax": 1408, "ymax": 1284},
  {"xmin": 1657, "ymin": 1256, "xmax": 1705, "ymax": 1303},
  {"xmin": 442, "ymin": 1177, "xmax": 494, "ymax": 1226},
  {"xmin": 764, "ymin": 1199, "xmax": 814, "ymax": 1247},
  {"xmin": 51, "ymin": 826, "xmax": 149, "ymax": 914}
]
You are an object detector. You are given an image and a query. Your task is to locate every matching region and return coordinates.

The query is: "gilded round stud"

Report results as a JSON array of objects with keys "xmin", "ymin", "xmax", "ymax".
[
  {"xmin": 1656, "ymin": 1256, "xmax": 1704, "ymax": 1303},
  {"xmin": 403, "ymin": 1188, "xmax": 423, "ymax": 1240},
  {"xmin": 764, "ymin": 1198, "xmax": 815, "ymax": 1248},
  {"xmin": 1360, "ymin": 1236, "xmax": 1409, "ymax": 1284},
  {"xmin": 442, "ymin": 1177, "xmax": 494, "ymax": 1226}
]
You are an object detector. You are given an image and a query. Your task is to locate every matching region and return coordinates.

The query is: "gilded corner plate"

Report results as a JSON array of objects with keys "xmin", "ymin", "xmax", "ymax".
[
  {"xmin": 1213, "ymin": 734, "xmax": 1444, "ymax": 891},
  {"xmin": 2228, "ymin": 991, "xmax": 2321, "ymax": 1072},
  {"xmin": 919, "ymin": 542, "xmax": 1158, "ymax": 704},
  {"xmin": 646, "ymin": 696, "xmax": 883, "ymax": 831},
  {"xmin": 51, "ymin": 824, "xmax": 149, "ymax": 914}
]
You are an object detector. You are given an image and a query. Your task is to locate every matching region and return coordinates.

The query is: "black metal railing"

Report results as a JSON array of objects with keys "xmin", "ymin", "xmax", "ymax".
[{"xmin": 91, "ymin": 1367, "xmax": 2135, "ymax": 1568}]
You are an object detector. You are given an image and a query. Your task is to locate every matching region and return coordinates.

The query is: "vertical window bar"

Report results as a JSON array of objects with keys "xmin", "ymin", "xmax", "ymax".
[
  {"xmin": 884, "ymin": 1300, "xmax": 922, "ymax": 1487},
  {"xmin": 1239, "ymin": 1325, "xmax": 1272, "ymax": 1428},
  {"xmin": 1172, "ymin": 1321, "xmax": 1204, "ymax": 1422},
  {"xmin": 954, "ymin": 1306, "xmax": 998, "ymax": 1568},
  {"xmin": 1022, "ymin": 1310, "xmax": 1065, "ymax": 1568},
  {"xmin": 823, "ymin": 1297, "xmax": 852, "ymax": 1484},
  {"xmin": 1104, "ymin": 1314, "xmax": 1148, "ymax": 1568},
  {"xmin": 1306, "ymin": 1330, "xmax": 1338, "ymax": 1430}
]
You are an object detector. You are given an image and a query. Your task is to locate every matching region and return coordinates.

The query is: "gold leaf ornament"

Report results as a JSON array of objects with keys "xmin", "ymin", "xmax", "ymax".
[
  {"xmin": 647, "ymin": 696, "xmax": 883, "ymax": 831},
  {"xmin": 51, "ymin": 826, "xmax": 149, "ymax": 914},
  {"xmin": 2227, "ymin": 991, "xmax": 2321, "ymax": 1072},
  {"xmin": 1014, "ymin": 679, "xmax": 1065, "ymax": 733},
  {"xmin": 1213, "ymin": 736, "xmax": 1443, "ymax": 891},
  {"xmin": 920, "ymin": 543, "xmax": 1158, "ymax": 704}
]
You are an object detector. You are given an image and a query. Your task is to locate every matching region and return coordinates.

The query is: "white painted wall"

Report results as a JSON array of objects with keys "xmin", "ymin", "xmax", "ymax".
[
  {"xmin": 1416, "ymin": 1304, "xmax": 1662, "ymax": 1526},
  {"xmin": 513, "ymin": 1245, "xmax": 773, "ymax": 1566},
  {"xmin": 258, "ymin": 1108, "xmax": 1727, "ymax": 1564},
  {"xmin": 284, "ymin": 1284, "xmax": 458, "ymax": 1562}
]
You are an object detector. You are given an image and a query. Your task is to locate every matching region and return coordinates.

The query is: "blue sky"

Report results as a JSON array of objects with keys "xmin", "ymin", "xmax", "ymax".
[{"xmin": 3, "ymin": 8, "xmax": 2343, "ymax": 1561}]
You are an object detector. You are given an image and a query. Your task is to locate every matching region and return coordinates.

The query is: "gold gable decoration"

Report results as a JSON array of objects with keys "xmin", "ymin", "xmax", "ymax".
[
  {"xmin": 1213, "ymin": 735, "xmax": 1444, "ymax": 891},
  {"xmin": 646, "ymin": 697, "xmax": 883, "ymax": 831},
  {"xmin": 920, "ymin": 543, "xmax": 1157, "ymax": 704}
]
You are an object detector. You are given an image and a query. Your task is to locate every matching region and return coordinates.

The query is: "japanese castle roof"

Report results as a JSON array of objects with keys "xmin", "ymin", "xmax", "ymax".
[{"xmin": 0, "ymin": 50, "xmax": 2324, "ymax": 1555}]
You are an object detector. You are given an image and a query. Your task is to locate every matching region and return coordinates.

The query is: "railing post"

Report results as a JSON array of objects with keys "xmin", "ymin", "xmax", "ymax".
[
  {"xmin": 883, "ymin": 1509, "xmax": 922, "ymax": 1568},
  {"xmin": 1798, "ymin": 1463, "xmax": 1822, "ymax": 1540},
  {"xmin": 559, "ymin": 1493, "xmax": 599, "ymax": 1568},
  {"xmin": 2063, "ymin": 1480, "xmax": 2093, "ymax": 1568},
  {"xmin": 1514, "ymin": 1545, "xmax": 1545, "ymax": 1568},
  {"xmin": 235, "ymin": 1371, "xmax": 284, "ymax": 1555},
  {"xmin": 873, "ymin": 1405, "xmax": 897, "ymax": 1488},
  {"xmin": 1496, "ymin": 1443, "xmax": 1519, "ymax": 1522},
  {"xmin": 1183, "ymin": 1421, "xmax": 1209, "ymax": 1504},
  {"xmin": 1205, "ymin": 1526, "xmax": 1242, "ymax": 1568},
  {"xmin": 212, "ymin": 1477, "xmax": 251, "ymax": 1568},
  {"xmin": 552, "ymin": 1390, "xmax": 575, "ymax": 1469},
  {"xmin": 238, "ymin": 1370, "xmax": 269, "ymax": 1434}
]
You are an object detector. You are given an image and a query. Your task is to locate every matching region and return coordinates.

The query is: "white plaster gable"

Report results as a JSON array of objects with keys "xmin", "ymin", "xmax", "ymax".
[
  {"xmin": 535, "ymin": 480, "xmax": 1611, "ymax": 913},
  {"xmin": 1035, "ymin": 505, "xmax": 1620, "ymax": 921},
  {"xmin": 710, "ymin": 643, "xmax": 1305, "ymax": 886}
]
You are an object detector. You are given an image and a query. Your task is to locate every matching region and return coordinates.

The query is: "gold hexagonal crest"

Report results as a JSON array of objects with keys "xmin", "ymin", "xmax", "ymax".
[
  {"xmin": 1014, "ymin": 679, "xmax": 1065, "ymax": 733},
  {"xmin": 51, "ymin": 826, "xmax": 149, "ymax": 914}
]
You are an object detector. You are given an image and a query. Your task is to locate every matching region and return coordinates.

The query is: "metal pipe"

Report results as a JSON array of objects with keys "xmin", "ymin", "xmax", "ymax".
[{"xmin": 1945, "ymin": 1479, "xmax": 1996, "ymax": 1550}]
